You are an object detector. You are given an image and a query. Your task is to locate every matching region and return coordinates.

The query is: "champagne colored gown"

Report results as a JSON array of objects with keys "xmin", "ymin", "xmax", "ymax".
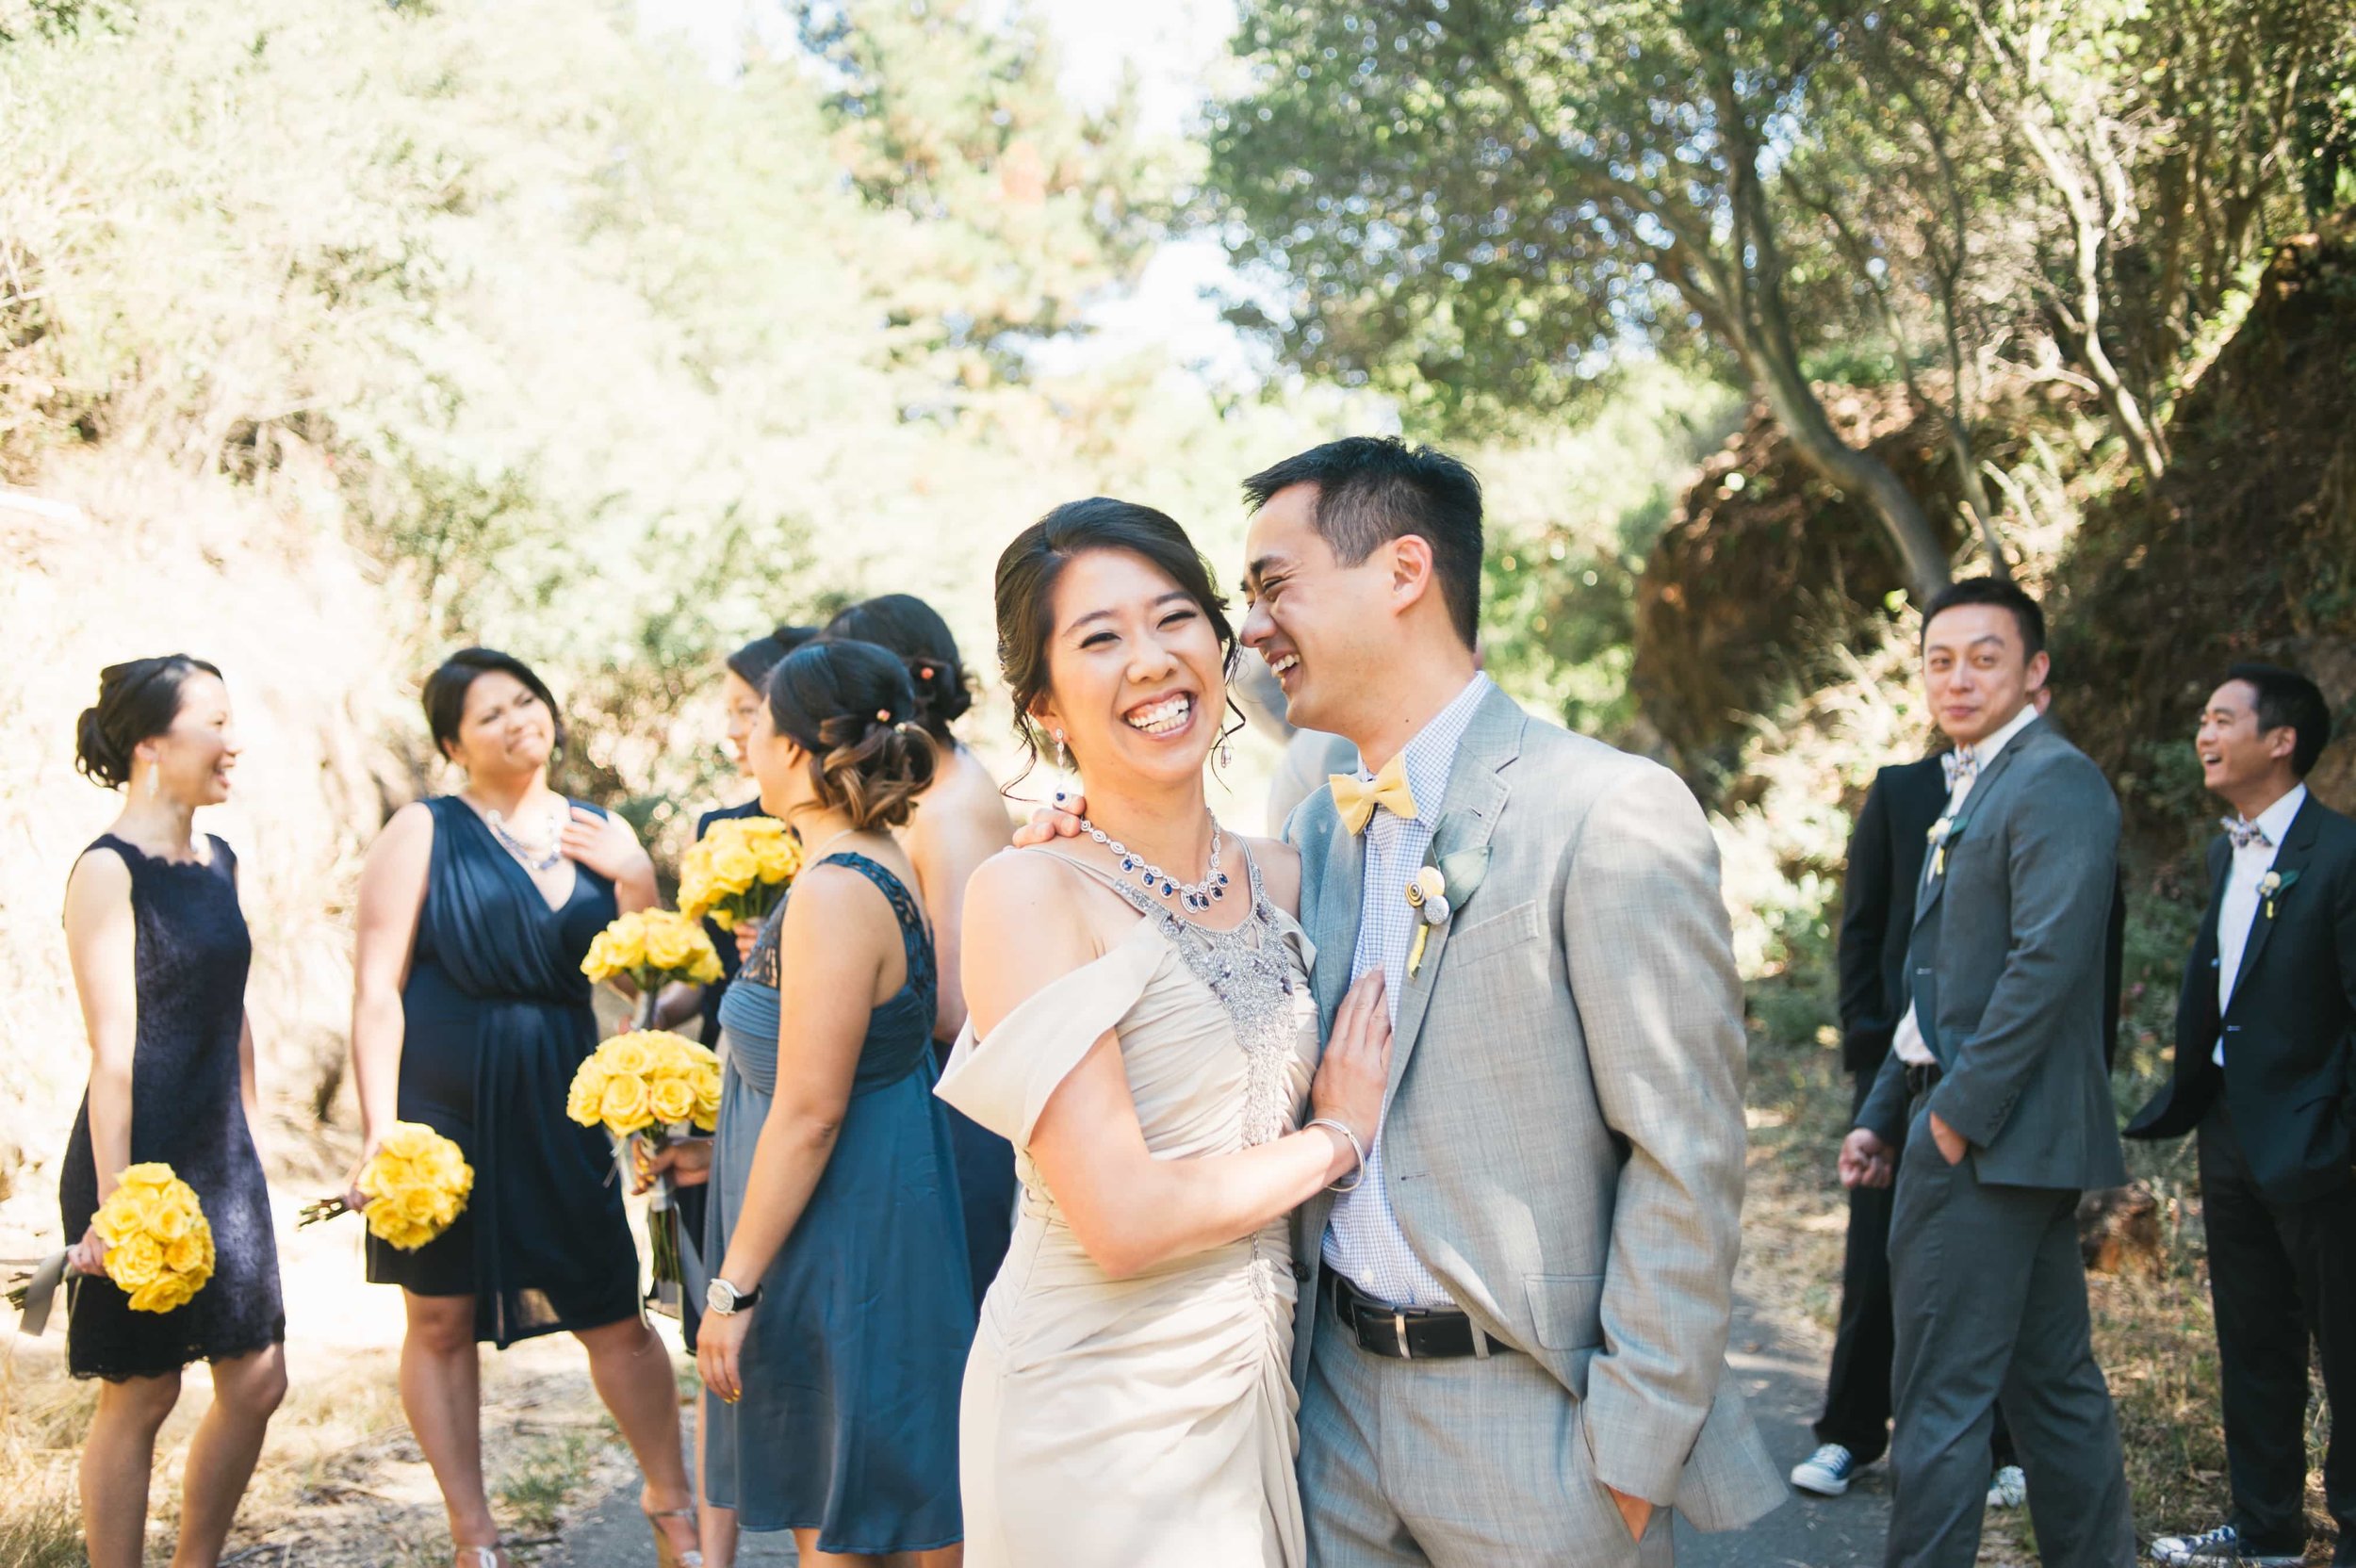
[{"xmin": 934, "ymin": 845, "xmax": 1319, "ymax": 1568}]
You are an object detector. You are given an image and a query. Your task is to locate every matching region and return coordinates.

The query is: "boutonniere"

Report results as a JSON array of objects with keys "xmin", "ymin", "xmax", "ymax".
[
  {"xmin": 2261, "ymin": 867, "xmax": 2300, "ymax": 919},
  {"xmin": 1403, "ymin": 837, "xmax": 1491, "ymax": 978},
  {"xmin": 1926, "ymin": 812, "xmax": 1972, "ymax": 878}
]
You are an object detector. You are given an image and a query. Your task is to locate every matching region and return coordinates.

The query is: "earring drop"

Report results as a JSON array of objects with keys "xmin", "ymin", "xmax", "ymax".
[
  {"xmin": 1218, "ymin": 738, "xmax": 1234, "ymax": 770},
  {"xmin": 144, "ymin": 766, "xmax": 158, "ymax": 803},
  {"xmin": 1055, "ymin": 731, "xmax": 1072, "ymax": 772}
]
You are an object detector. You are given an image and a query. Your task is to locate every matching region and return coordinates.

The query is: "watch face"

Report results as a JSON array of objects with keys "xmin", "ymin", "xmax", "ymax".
[{"xmin": 706, "ymin": 1279, "xmax": 735, "ymax": 1315}]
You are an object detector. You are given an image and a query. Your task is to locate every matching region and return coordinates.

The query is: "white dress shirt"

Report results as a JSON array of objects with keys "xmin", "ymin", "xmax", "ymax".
[
  {"xmin": 2212, "ymin": 782, "xmax": 2307, "ymax": 1066},
  {"xmin": 1890, "ymin": 701, "xmax": 2043, "ymax": 1069},
  {"xmin": 1321, "ymin": 672, "xmax": 1491, "ymax": 1309}
]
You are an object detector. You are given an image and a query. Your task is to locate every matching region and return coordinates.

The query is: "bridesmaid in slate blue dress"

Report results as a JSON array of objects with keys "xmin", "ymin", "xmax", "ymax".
[
  {"xmin": 345, "ymin": 648, "xmax": 699, "ymax": 1568},
  {"xmin": 692, "ymin": 638, "xmax": 972, "ymax": 1566},
  {"xmin": 57, "ymin": 656, "xmax": 286, "ymax": 1568}
]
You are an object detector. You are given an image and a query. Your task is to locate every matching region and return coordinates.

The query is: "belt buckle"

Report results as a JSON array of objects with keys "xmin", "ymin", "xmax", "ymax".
[{"xmin": 1394, "ymin": 1310, "xmax": 1411, "ymax": 1362}]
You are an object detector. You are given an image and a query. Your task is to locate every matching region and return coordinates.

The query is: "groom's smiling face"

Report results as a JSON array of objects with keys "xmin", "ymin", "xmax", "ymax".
[{"xmin": 1240, "ymin": 482, "xmax": 1388, "ymax": 737}]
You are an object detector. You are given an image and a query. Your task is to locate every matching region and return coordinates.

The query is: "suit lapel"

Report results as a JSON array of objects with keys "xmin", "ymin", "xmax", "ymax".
[
  {"xmin": 1912, "ymin": 716, "xmax": 2042, "ymax": 935},
  {"xmin": 2226, "ymin": 797, "xmax": 2320, "ymax": 1011},
  {"xmin": 1382, "ymin": 688, "xmax": 1522, "ymax": 1106}
]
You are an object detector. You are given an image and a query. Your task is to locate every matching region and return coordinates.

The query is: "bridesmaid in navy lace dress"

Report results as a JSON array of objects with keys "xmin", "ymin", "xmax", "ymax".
[
  {"xmin": 689, "ymin": 639, "xmax": 972, "ymax": 1565},
  {"xmin": 345, "ymin": 649, "xmax": 698, "ymax": 1568},
  {"xmin": 58, "ymin": 656, "xmax": 286, "ymax": 1568}
]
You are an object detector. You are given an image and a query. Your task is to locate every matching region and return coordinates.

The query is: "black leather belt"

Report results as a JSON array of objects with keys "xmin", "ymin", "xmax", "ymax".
[
  {"xmin": 1904, "ymin": 1061, "xmax": 1942, "ymax": 1099},
  {"xmin": 1325, "ymin": 1271, "xmax": 1511, "ymax": 1361}
]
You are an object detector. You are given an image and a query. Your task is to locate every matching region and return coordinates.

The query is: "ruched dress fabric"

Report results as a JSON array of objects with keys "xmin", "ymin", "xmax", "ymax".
[
  {"xmin": 933, "ymin": 847, "xmax": 1321, "ymax": 1568},
  {"xmin": 703, "ymin": 853, "xmax": 972, "ymax": 1554},
  {"xmin": 59, "ymin": 835, "xmax": 285, "ymax": 1381},
  {"xmin": 366, "ymin": 795, "xmax": 640, "ymax": 1347}
]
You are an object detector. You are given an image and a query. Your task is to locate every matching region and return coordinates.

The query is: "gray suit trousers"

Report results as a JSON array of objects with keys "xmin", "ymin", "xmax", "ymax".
[
  {"xmin": 1301, "ymin": 1313, "xmax": 1675, "ymax": 1568},
  {"xmin": 1886, "ymin": 1103, "xmax": 2135, "ymax": 1568}
]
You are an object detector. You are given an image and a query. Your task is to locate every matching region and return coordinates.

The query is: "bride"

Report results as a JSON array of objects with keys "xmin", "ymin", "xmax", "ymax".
[{"xmin": 936, "ymin": 497, "xmax": 1390, "ymax": 1568}]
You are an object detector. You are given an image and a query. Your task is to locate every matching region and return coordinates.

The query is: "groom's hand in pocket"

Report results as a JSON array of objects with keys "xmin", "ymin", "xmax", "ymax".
[{"xmin": 1011, "ymin": 791, "xmax": 1088, "ymax": 848}]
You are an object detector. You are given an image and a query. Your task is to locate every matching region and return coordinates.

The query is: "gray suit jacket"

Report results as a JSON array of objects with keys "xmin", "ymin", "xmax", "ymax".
[
  {"xmin": 1857, "ymin": 714, "xmax": 2128, "ymax": 1191},
  {"xmin": 1286, "ymin": 685, "xmax": 1783, "ymax": 1528}
]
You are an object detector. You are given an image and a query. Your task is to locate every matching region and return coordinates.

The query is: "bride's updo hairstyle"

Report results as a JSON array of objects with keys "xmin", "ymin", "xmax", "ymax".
[
  {"xmin": 767, "ymin": 639, "xmax": 940, "ymax": 830},
  {"xmin": 992, "ymin": 498, "xmax": 1237, "ymax": 780},
  {"xmin": 74, "ymin": 655, "xmax": 225, "ymax": 788}
]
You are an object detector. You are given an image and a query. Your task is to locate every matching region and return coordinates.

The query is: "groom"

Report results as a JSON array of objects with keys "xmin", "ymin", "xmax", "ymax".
[{"xmin": 1240, "ymin": 438, "xmax": 1780, "ymax": 1563}]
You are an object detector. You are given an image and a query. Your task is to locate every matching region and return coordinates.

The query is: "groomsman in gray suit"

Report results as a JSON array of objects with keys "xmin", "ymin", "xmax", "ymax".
[
  {"xmin": 1841, "ymin": 578, "xmax": 2136, "ymax": 1568},
  {"xmin": 1237, "ymin": 438, "xmax": 1784, "ymax": 1564}
]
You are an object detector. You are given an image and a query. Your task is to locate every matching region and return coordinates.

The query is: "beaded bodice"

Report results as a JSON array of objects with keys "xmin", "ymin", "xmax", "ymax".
[{"xmin": 1058, "ymin": 845, "xmax": 1302, "ymax": 1150}]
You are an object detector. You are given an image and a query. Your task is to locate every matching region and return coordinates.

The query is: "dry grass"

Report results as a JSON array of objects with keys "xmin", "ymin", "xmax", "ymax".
[{"xmin": 0, "ymin": 1309, "xmax": 632, "ymax": 1566}]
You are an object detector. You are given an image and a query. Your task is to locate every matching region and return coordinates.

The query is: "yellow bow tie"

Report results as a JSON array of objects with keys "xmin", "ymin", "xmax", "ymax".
[{"xmin": 1332, "ymin": 753, "xmax": 1418, "ymax": 835}]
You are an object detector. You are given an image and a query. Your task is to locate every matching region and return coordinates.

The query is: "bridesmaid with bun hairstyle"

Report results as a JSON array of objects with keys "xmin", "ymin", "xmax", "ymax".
[
  {"xmin": 822, "ymin": 596, "xmax": 1017, "ymax": 1309},
  {"xmin": 59, "ymin": 655, "xmax": 286, "ymax": 1568},
  {"xmin": 344, "ymin": 648, "xmax": 698, "ymax": 1568}
]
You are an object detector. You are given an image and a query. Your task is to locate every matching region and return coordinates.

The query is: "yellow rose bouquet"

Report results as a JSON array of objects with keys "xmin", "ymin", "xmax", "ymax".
[
  {"xmin": 297, "ymin": 1121, "xmax": 474, "ymax": 1250},
  {"xmin": 676, "ymin": 815, "xmax": 801, "ymax": 930},
  {"xmin": 12, "ymin": 1163, "xmax": 215, "ymax": 1327},
  {"xmin": 581, "ymin": 906, "xmax": 726, "ymax": 996},
  {"xmin": 565, "ymin": 1029, "xmax": 723, "ymax": 1313}
]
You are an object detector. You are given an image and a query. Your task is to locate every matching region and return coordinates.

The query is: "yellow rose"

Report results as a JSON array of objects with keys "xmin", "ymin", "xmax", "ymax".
[
  {"xmin": 600, "ymin": 1036, "xmax": 653, "ymax": 1078},
  {"xmin": 164, "ymin": 1233, "xmax": 206, "ymax": 1274},
  {"xmin": 690, "ymin": 951, "xmax": 724, "ymax": 986},
  {"xmin": 117, "ymin": 1162, "xmax": 174, "ymax": 1190},
  {"xmin": 751, "ymin": 835, "xmax": 799, "ymax": 882},
  {"xmin": 127, "ymin": 1274, "xmax": 194, "ymax": 1314},
  {"xmin": 381, "ymin": 1123, "xmax": 436, "ymax": 1161},
  {"xmin": 149, "ymin": 1199, "xmax": 191, "ymax": 1242},
  {"xmin": 598, "ymin": 1073, "xmax": 653, "ymax": 1133},
  {"xmin": 707, "ymin": 841, "xmax": 759, "ymax": 892},
  {"xmin": 108, "ymin": 1233, "xmax": 164, "ymax": 1290},
  {"xmin": 647, "ymin": 1077, "xmax": 696, "ymax": 1126},
  {"xmin": 399, "ymin": 1184, "xmax": 442, "ymax": 1224},
  {"xmin": 566, "ymin": 1066, "xmax": 608, "ymax": 1126},
  {"xmin": 645, "ymin": 918, "xmax": 695, "ymax": 972}
]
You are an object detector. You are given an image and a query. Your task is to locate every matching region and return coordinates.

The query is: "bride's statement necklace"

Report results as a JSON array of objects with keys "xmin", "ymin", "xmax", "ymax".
[{"xmin": 1077, "ymin": 814, "xmax": 1230, "ymax": 913}]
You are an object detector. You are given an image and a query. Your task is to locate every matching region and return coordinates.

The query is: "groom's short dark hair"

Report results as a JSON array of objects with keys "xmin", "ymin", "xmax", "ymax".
[
  {"xmin": 2224, "ymin": 662, "xmax": 2331, "ymax": 776},
  {"xmin": 1244, "ymin": 437, "xmax": 1482, "ymax": 649}
]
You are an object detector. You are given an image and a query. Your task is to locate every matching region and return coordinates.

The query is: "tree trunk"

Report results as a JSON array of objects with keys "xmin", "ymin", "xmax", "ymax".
[{"xmin": 1747, "ymin": 350, "xmax": 1955, "ymax": 603}]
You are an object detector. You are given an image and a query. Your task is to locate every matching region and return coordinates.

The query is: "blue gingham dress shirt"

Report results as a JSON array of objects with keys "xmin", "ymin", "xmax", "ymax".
[{"xmin": 1321, "ymin": 673, "xmax": 1492, "ymax": 1308}]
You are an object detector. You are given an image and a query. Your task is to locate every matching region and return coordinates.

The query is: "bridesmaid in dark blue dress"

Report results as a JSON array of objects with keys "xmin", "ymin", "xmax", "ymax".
[
  {"xmin": 346, "ymin": 648, "xmax": 699, "ymax": 1568},
  {"xmin": 692, "ymin": 638, "xmax": 972, "ymax": 1561},
  {"xmin": 58, "ymin": 656, "xmax": 286, "ymax": 1568}
]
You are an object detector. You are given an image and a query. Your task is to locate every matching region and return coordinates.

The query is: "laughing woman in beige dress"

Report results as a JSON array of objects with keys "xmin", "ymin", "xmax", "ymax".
[{"xmin": 936, "ymin": 498, "xmax": 1391, "ymax": 1568}]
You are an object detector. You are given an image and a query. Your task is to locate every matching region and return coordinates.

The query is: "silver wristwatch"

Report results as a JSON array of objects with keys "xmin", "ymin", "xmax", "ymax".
[{"xmin": 706, "ymin": 1276, "xmax": 762, "ymax": 1316}]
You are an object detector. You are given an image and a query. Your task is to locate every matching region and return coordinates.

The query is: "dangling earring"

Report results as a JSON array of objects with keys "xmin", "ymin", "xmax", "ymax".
[
  {"xmin": 143, "ymin": 764, "xmax": 158, "ymax": 803},
  {"xmin": 1054, "ymin": 730, "xmax": 1072, "ymax": 772},
  {"xmin": 1217, "ymin": 737, "xmax": 1234, "ymax": 771}
]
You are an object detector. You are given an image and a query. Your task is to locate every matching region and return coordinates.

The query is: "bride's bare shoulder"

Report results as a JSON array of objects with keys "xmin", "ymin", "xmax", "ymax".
[{"xmin": 1240, "ymin": 836, "xmax": 1301, "ymax": 917}]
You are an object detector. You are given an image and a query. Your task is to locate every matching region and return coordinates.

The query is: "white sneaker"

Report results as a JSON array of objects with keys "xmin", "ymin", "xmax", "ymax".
[
  {"xmin": 1985, "ymin": 1463, "xmax": 2026, "ymax": 1508},
  {"xmin": 2151, "ymin": 1523, "xmax": 2303, "ymax": 1565},
  {"xmin": 1790, "ymin": 1443, "xmax": 1859, "ymax": 1496}
]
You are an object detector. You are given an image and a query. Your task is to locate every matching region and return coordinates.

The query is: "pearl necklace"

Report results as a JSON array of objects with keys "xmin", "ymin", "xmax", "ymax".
[{"xmin": 1077, "ymin": 815, "xmax": 1230, "ymax": 912}]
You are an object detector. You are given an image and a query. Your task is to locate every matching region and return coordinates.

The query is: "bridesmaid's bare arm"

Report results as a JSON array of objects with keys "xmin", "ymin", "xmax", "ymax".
[
  {"xmin": 62, "ymin": 848, "xmax": 138, "ymax": 1267},
  {"xmin": 346, "ymin": 801, "xmax": 433, "ymax": 1203},
  {"xmin": 961, "ymin": 851, "xmax": 1388, "ymax": 1281}
]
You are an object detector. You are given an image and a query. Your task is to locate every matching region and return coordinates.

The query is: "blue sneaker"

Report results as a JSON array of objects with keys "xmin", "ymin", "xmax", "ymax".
[{"xmin": 1790, "ymin": 1443, "xmax": 1859, "ymax": 1497}]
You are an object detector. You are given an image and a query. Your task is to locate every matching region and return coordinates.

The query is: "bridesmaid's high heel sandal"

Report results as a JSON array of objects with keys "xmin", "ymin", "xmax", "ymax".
[
  {"xmin": 454, "ymin": 1547, "xmax": 507, "ymax": 1568},
  {"xmin": 646, "ymin": 1505, "xmax": 703, "ymax": 1568}
]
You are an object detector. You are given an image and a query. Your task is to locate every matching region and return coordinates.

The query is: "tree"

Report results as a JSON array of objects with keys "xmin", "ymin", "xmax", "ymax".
[{"xmin": 1206, "ymin": 0, "xmax": 1959, "ymax": 598}]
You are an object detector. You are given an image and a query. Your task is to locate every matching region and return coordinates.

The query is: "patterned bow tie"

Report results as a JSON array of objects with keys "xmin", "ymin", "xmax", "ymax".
[
  {"xmin": 1331, "ymin": 752, "xmax": 1418, "ymax": 835},
  {"xmin": 1941, "ymin": 747, "xmax": 1981, "ymax": 793},
  {"xmin": 2222, "ymin": 815, "xmax": 2272, "ymax": 851}
]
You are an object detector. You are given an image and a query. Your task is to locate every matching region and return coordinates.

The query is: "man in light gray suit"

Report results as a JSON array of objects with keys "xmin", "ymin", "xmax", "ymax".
[
  {"xmin": 1237, "ymin": 438, "xmax": 1783, "ymax": 1564},
  {"xmin": 1841, "ymin": 578, "xmax": 2135, "ymax": 1568}
]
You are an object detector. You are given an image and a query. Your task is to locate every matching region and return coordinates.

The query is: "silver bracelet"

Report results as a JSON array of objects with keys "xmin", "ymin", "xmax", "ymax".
[{"xmin": 1305, "ymin": 1117, "xmax": 1366, "ymax": 1193}]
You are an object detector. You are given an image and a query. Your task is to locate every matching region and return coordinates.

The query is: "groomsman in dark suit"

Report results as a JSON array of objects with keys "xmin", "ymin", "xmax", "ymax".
[
  {"xmin": 2131, "ymin": 664, "xmax": 2356, "ymax": 1568},
  {"xmin": 1798, "ymin": 685, "xmax": 2128, "ymax": 1506},
  {"xmin": 1840, "ymin": 578, "xmax": 2135, "ymax": 1568}
]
